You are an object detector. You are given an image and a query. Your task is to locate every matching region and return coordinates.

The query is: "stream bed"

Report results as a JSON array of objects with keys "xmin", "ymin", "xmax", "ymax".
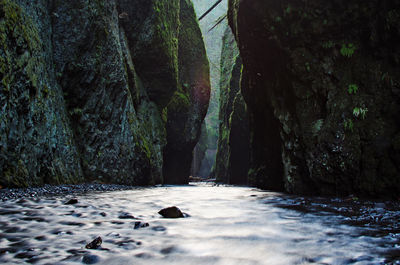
[{"xmin": 0, "ymin": 183, "xmax": 399, "ymax": 264}]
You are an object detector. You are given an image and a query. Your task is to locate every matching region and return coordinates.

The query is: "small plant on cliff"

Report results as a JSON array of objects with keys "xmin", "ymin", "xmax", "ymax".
[
  {"xmin": 322, "ymin": 41, "xmax": 335, "ymax": 49},
  {"xmin": 344, "ymin": 119, "xmax": 354, "ymax": 132},
  {"xmin": 305, "ymin": 62, "xmax": 311, "ymax": 72},
  {"xmin": 340, "ymin": 43, "xmax": 356, "ymax": 57},
  {"xmin": 284, "ymin": 5, "xmax": 292, "ymax": 15},
  {"xmin": 353, "ymin": 107, "xmax": 368, "ymax": 119},
  {"xmin": 70, "ymin": 108, "xmax": 83, "ymax": 117},
  {"xmin": 348, "ymin": 84, "xmax": 358, "ymax": 94}
]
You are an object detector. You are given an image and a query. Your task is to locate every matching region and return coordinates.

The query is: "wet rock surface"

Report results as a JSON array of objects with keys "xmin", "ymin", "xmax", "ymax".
[
  {"xmin": 158, "ymin": 206, "xmax": 185, "ymax": 218},
  {"xmin": 134, "ymin": 222, "xmax": 149, "ymax": 229},
  {"xmin": 65, "ymin": 198, "xmax": 78, "ymax": 205},
  {"xmin": 0, "ymin": 183, "xmax": 399, "ymax": 264},
  {"xmin": 85, "ymin": 237, "xmax": 102, "ymax": 250}
]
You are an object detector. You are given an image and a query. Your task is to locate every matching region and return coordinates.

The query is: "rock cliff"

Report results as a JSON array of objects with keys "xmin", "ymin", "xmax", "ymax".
[
  {"xmin": 0, "ymin": 0, "xmax": 209, "ymax": 187},
  {"xmin": 228, "ymin": 0, "xmax": 400, "ymax": 196},
  {"xmin": 214, "ymin": 26, "xmax": 249, "ymax": 185},
  {"xmin": 163, "ymin": 0, "xmax": 210, "ymax": 184}
]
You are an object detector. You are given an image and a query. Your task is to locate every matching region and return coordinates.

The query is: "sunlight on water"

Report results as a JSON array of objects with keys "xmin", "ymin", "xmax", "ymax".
[{"xmin": 0, "ymin": 183, "xmax": 399, "ymax": 264}]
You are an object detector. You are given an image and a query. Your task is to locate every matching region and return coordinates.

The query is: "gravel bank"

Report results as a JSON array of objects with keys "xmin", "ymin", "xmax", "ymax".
[{"xmin": 0, "ymin": 183, "xmax": 138, "ymax": 201}]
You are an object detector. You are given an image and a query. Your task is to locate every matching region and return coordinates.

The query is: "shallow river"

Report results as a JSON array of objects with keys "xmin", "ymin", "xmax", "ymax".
[{"xmin": 0, "ymin": 183, "xmax": 399, "ymax": 264}]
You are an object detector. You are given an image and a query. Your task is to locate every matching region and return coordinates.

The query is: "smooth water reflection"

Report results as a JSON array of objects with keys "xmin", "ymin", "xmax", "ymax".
[{"xmin": 0, "ymin": 183, "xmax": 399, "ymax": 264}]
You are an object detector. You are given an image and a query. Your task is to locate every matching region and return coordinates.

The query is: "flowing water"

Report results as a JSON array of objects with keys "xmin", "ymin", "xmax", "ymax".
[{"xmin": 0, "ymin": 183, "xmax": 399, "ymax": 265}]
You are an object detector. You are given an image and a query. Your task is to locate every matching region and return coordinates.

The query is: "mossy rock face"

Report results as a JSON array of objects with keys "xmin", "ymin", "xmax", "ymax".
[
  {"xmin": 214, "ymin": 26, "xmax": 250, "ymax": 185},
  {"xmin": 117, "ymin": 0, "xmax": 180, "ymax": 108},
  {"xmin": 162, "ymin": 0, "xmax": 210, "ymax": 184},
  {"xmin": 51, "ymin": 0, "xmax": 168, "ymax": 185},
  {"xmin": 228, "ymin": 0, "xmax": 400, "ymax": 197},
  {"xmin": 0, "ymin": 0, "xmax": 83, "ymax": 187},
  {"xmin": 0, "ymin": 0, "xmax": 208, "ymax": 188},
  {"xmin": 214, "ymin": 26, "xmax": 239, "ymax": 184}
]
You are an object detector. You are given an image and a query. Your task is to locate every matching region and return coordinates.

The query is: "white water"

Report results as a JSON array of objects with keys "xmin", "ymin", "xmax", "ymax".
[{"xmin": 0, "ymin": 183, "xmax": 399, "ymax": 264}]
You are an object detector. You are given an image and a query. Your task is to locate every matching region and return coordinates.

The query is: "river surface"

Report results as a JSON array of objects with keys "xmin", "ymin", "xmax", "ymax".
[{"xmin": 0, "ymin": 183, "xmax": 399, "ymax": 265}]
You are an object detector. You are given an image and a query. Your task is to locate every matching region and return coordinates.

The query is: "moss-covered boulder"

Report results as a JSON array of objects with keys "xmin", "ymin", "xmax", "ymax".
[
  {"xmin": 228, "ymin": 0, "xmax": 400, "ymax": 197},
  {"xmin": 163, "ymin": 0, "xmax": 210, "ymax": 184}
]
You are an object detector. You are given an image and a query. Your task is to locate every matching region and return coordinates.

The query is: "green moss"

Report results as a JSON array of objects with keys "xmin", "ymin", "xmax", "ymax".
[
  {"xmin": 311, "ymin": 119, "xmax": 324, "ymax": 137},
  {"xmin": 3, "ymin": 160, "xmax": 29, "ymax": 187},
  {"xmin": 220, "ymin": 126, "xmax": 229, "ymax": 141},
  {"xmin": 127, "ymin": 111, "xmax": 135, "ymax": 125},
  {"xmin": 161, "ymin": 107, "xmax": 168, "ymax": 123},
  {"xmin": 139, "ymin": 135, "xmax": 152, "ymax": 160},
  {"xmin": 0, "ymin": 0, "xmax": 42, "ymax": 92},
  {"xmin": 153, "ymin": 0, "xmax": 180, "ymax": 82},
  {"xmin": 0, "ymin": 0, "xmax": 40, "ymax": 52},
  {"xmin": 167, "ymin": 90, "xmax": 190, "ymax": 113}
]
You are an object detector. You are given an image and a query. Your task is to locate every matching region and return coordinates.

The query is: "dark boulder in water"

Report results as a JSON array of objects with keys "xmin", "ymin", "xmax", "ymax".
[
  {"xmin": 158, "ymin": 206, "xmax": 184, "ymax": 218},
  {"xmin": 118, "ymin": 212, "xmax": 136, "ymax": 219},
  {"xmin": 64, "ymin": 198, "xmax": 78, "ymax": 205},
  {"xmin": 82, "ymin": 254, "xmax": 100, "ymax": 264},
  {"xmin": 85, "ymin": 237, "xmax": 102, "ymax": 250},
  {"xmin": 134, "ymin": 221, "xmax": 149, "ymax": 229}
]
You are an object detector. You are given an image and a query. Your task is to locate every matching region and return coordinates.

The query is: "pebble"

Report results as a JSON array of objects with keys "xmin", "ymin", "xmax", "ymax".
[{"xmin": 0, "ymin": 184, "xmax": 135, "ymax": 202}]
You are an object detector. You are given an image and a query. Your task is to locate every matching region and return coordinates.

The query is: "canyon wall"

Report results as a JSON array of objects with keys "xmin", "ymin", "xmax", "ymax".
[
  {"xmin": 227, "ymin": 0, "xmax": 400, "ymax": 197},
  {"xmin": 214, "ymin": 26, "xmax": 249, "ymax": 185},
  {"xmin": 0, "ymin": 0, "xmax": 209, "ymax": 187}
]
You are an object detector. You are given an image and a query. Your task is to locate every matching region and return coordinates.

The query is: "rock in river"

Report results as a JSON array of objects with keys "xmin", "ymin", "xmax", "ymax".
[
  {"xmin": 118, "ymin": 212, "xmax": 136, "ymax": 219},
  {"xmin": 158, "ymin": 206, "xmax": 184, "ymax": 218},
  {"xmin": 82, "ymin": 254, "xmax": 100, "ymax": 264},
  {"xmin": 85, "ymin": 237, "xmax": 102, "ymax": 249},
  {"xmin": 64, "ymin": 198, "xmax": 78, "ymax": 205},
  {"xmin": 134, "ymin": 221, "xmax": 149, "ymax": 229}
]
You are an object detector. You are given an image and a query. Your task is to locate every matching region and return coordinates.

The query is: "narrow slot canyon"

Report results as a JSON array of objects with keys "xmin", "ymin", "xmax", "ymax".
[{"xmin": 0, "ymin": 0, "xmax": 399, "ymax": 264}]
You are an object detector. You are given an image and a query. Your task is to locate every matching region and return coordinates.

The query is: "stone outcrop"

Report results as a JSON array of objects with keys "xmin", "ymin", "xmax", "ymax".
[
  {"xmin": 0, "ymin": 0, "xmax": 83, "ymax": 187},
  {"xmin": 163, "ymin": 0, "xmax": 210, "ymax": 184},
  {"xmin": 228, "ymin": 0, "xmax": 400, "ymax": 197},
  {"xmin": 214, "ymin": 26, "xmax": 250, "ymax": 185},
  {"xmin": 0, "ymin": 0, "xmax": 209, "ymax": 187}
]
